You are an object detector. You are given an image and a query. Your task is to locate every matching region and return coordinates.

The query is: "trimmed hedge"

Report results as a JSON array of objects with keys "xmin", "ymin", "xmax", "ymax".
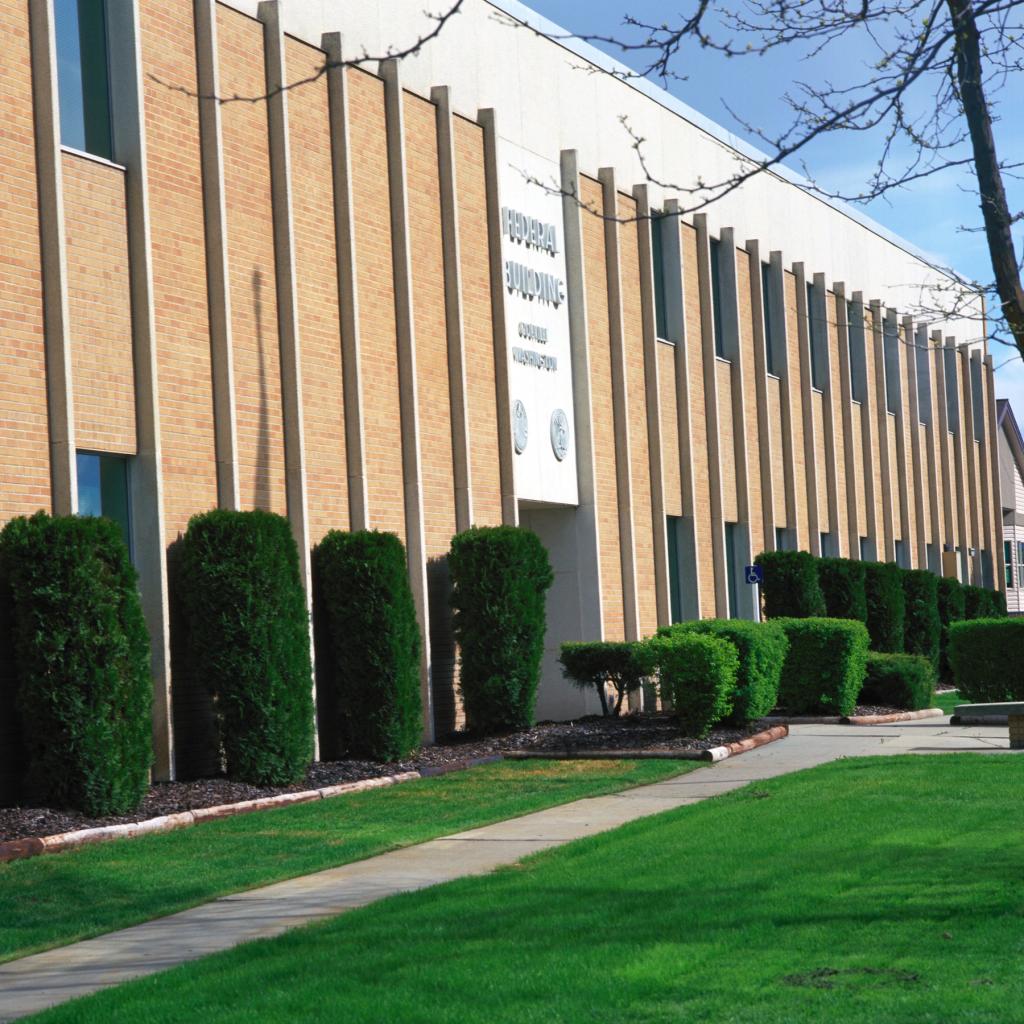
[
  {"xmin": 755, "ymin": 550, "xmax": 826, "ymax": 618},
  {"xmin": 658, "ymin": 619, "xmax": 788, "ymax": 724},
  {"xmin": 964, "ymin": 585, "xmax": 1007, "ymax": 620},
  {"xmin": 450, "ymin": 526, "xmax": 553, "ymax": 733},
  {"xmin": 642, "ymin": 632, "xmax": 738, "ymax": 737},
  {"xmin": 817, "ymin": 558, "xmax": 868, "ymax": 623},
  {"xmin": 863, "ymin": 562, "xmax": 905, "ymax": 653},
  {"xmin": 902, "ymin": 569, "xmax": 940, "ymax": 669},
  {"xmin": 937, "ymin": 576, "xmax": 965, "ymax": 683},
  {"xmin": 774, "ymin": 617, "xmax": 870, "ymax": 716},
  {"xmin": 0, "ymin": 513, "xmax": 152, "ymax": 815},
  {"xmin": 313, "ymin": 530, "xmax": 421, "ymax": 761},
  {"xmin": 559, "ymin": 641, "xmax": 647, "ymax": 717},
  {"xmin": 860, "ymin": 652, "xmax": 936, "ymax": 711},
  {"xmin": 949, "ymin": 619, "xmax": 1024, "ymax": 702},
  {"xmin": 178, "ymin": 509, "xmax": 314, "ymax": 786}
]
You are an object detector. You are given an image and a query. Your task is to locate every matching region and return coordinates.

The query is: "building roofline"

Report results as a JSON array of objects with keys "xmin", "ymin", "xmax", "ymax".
[{"xmin": 998, "ymin": 399, "xmax": 1024, "ymax": 485}]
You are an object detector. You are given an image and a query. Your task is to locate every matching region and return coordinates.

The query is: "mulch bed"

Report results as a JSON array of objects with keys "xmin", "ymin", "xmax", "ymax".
[{"xmin": 0, "ymin": 713, "xmax": 747, "ymax": 843}]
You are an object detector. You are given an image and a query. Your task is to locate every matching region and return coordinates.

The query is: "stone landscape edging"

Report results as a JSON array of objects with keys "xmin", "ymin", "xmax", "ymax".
[
  {"xmin": 0, "ymin": 754, "xmax": 507, "ymax": 866},
  {"xmin": 502, "ymin": 723, "xmax": 789, "ymax": 764}
]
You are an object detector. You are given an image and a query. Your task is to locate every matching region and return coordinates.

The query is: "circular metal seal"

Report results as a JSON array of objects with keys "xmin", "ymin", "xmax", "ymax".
[
  {"xmin": 550, "ymin": 408, "xmax": 569, "ymax": 461},
  {"xmin": 512, "ymin": 399, "xmax": 529, "ymax": 454}
]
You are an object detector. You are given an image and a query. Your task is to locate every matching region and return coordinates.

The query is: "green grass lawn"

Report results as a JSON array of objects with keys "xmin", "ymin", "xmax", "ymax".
[
  {"xmin": 0, "ymin": 759, "xmax": 691, "ymax": 964},
  {"xmin": 32, "ymin": 754, "xmax": 1024, "ymax": 1024},
  {"xmin": 934, "ymin": 689, "xmax": 962, "ymax": 714}
]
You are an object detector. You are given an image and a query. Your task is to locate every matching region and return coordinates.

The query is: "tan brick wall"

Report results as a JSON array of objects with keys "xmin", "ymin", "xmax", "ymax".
[
  {"xmin": 768, "ymin": 376, "xmax": 787, "ymax": 524},
  {"xmin": 454, "ymin": 114, "xmax": 502, "ymax": 527},
  {"xmin": 63, "ymin": 153, "xmax": 135, "ymax": 455},
  {"xmin": 287, "ymin": 37, "xmax": 347, "ymax": 544},
  {"xmin": 618, "ymin": 192, "xmax": 657, "ymax": 638},
  {"xmin": 347, "ymin": 67, "xmax": 404, "ymax": 537},
  {"xmin": 812, "ymin": 390, "xmax": 826, "ymax": 529},
  {"xmin": 827, "ymin": 292, "xmax": 848, "ymax": 550},
  {"xmin": 140, "ymin": 0, "xmax": 218, "ymax": 539},
  {"xmin": 784, "ymin": 270, "xmax": 809, "ymax": 547},
  {"xmin": 718, "ymin": 359, "xmax": 738, "ymax": 522},
  {"xmin": 0, "ymin": 4, "xmax": 52, "ymax": 524},
  {"xmin": 681, "ymin": 222, "xmax": 714, "ymax": 612},
  {"xmin": 736, "ymin": 249, "xmax": 763, "ymax": 556},
  {"xmin": 581, "ymin": 175, "xmax": 623, "ymax": 640},
  {"xmin": 659, "ymin": 342, "xmax": 681, "ymax": 518},
  {"xmin": 218, "ymin": 5, "xmax": 286, "ymax": 514}
]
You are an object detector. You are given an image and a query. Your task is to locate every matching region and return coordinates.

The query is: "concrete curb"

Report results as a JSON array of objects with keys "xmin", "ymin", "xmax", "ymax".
[
  {"xmin": 502, "ymin": 724, "xmax": 789, "ymax": 764},
  {"xmin": 763, "ymin": 708, "xmax": 944, "ymax": 727}
]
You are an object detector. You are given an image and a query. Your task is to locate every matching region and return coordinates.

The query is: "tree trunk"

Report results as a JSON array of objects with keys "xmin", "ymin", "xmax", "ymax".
[{"xmin": 947, "ymin": 0, "xmax": 1024, "ymax": 356}]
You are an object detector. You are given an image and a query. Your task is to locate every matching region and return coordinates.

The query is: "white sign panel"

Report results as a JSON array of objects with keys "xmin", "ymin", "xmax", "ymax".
[{"xmin": 498, "ymin": 143, "xmax": 578, "ymax": 506}]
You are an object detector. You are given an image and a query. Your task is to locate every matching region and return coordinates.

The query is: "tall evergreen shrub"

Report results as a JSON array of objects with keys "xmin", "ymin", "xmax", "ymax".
[
  {"xmin": 774, "ymin": 617, "xmax": 870, "ymax": 715},
  {"xmin": 449, "ymin": 526, "xmax": 553, "ymax": 733},
  {"xmin": 949, "ymin": 619, "xmax": 1024, "ymax": 702},
  {"xmin": 817, "ymin": 557, "xmax": 868, "ymax": 622},
  {"xmin": 0, "ymin": 513, "xmax": 152, "ymax": 814},
  {"xmin": 962, "ymin": 585, "xmax": 987, "ymax": 620},
  {"xmin": 755, "ymin": 550, "xmax": 826, "ymax": 618},
  {"xmin": 863, "ymin": 562, "xmax": 905, "ymax": 652},
  {"xmin": 178, "ymin": 509, "xmax": 314, "ymax": 786},
  {"xmin": 313, "ymin": 530, "xmax": 421, "ymax": 761},
  {"xmin": 901, "ymin": 569, "xmax": 940, "ymax": 668},
  {"xmin": 937, "ymin": 576, "xmax": 965, "ymax": 683}
]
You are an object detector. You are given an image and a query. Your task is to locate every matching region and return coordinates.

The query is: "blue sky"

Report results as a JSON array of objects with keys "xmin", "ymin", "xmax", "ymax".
[{"xmin": 524, "ymin": 0, "xmax": 1024, "ymax": 411}]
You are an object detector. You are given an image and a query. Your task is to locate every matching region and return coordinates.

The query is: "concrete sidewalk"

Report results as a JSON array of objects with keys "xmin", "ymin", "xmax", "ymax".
[{"xmin": 0, "ymin": 716, "xmax": 1012, "ymax": 1021}]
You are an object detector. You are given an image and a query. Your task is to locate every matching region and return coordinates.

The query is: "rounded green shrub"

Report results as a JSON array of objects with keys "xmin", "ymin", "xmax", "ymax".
[
  {"xmin": 860, "ymin": 652, "xmax": 936, "ymax": 711},
  {"xmin": 962, "ymin": 585, "xmax": 987, "ymax": 620},
  {"xmin": 178, "ymin": 509, "xmax": 314, "ymax": 786},
  {"xmin": 902, "ymin": 569, "xmax": 940, "ymax": 668},
  {"xmin": 755, "ymin": 550, "xmax": 826, "ymax": 618},
  {"xmin": 559, "ymin": 641, "xmax": 647, "ymax": 717},
  {"xmin": 313, "ymin": 530, "xmax": 422, "ymax": 761},
  {"xmin": 863, "ymin": 562, "xmax": 905, "ymax": 652},
  {"xmin": 449, "ymin": 526, "xmax": 553, "ymax": 733},
  {"xmin": 817, "ymin": 557, "xmax": 867, "ymax": 623},
  {"xmin": 774, "ymin": 617, "xmax": 870, "ymax": 715},
  {"xmin": 937, "ymin": 576, "xmax": 965, "ymax": 683},
  {"xmin": 949, "ymin": 619, "xmax": 1024, "ymax": 702},
  {"xmin": 0, "ymin": 512, "xmax": 152, "ymax": 814},
  {"xmin": 658, "ymin": 619, "xmax": 788, "ymax": 724},
  {"xmin": 641, "ymin": 632, "xmax": 738, "ymax": 737}
]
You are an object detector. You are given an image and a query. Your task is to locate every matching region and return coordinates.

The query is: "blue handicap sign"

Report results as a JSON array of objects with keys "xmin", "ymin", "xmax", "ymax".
[{"xmin": 745, "ymin": 564, "xmax": 764, "ymax": 585}]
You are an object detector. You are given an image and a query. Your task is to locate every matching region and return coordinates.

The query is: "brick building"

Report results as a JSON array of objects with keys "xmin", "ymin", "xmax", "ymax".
[{"xmin": 0, "ymin": 0, "xmax": 1004, "ymax": 782}]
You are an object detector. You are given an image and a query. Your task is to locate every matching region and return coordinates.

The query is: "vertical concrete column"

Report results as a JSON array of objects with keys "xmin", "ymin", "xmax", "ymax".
[
  {"xmin": 903, "ymin": 317, "xmax": 928, "ymax": 569},
  {"xmin": 194, "ymin": 0, "xmax": 239, "ymax": 510},
  {"xmin": 933, "ymin": 332, "xmax": 956, "ymax": 553},
  {"xmin": 813, "ymin": 272, "xmax": 841, "ymax": 556},
  {"xmin": 792, "ymin": 263, "xmax": 820, "ymax": 555},
  {"xmin": 107, "ymin": 0, "xmax": 173, "ymax": 779},
  {"xmin": 381, "ymin": 59, "xmax": 434, "ymax": 741},
  {"xmin": 917, "ymin": 325, "xmax": 943, "ymax": 571},
  {"xmin": 770, "ymin": 252, "xmax": 799, "ymax": 548},
  {"xmin": 973, "ymin": 349, "xmax": 996, "ymax": 587},
  {"xmin": 666, "ymin": 200, "xmax": 702, "ymax": 618},
  {"xmin": 477, "ymin": 108, "xmax": 517, "ymax": 526},
  {"xmin": 323, "ymin": 34, "xmax": 369, "ymax": 530},
  {"xmin": 633, "ymin": 185, "xmax": 671, "ymax": 626},
  {"xmin": 432, "ymin": 85, "xmax": 474, "ymax": 533},
  {"xmin": 28, "ymin": 0, "xmax": 77, "ymax": 515},
  {"xmin": 561, "ymin": 150, "xmax": 603, "ymax": 639},
  {"xmin": 945, "ymin": 338, "xmax": 970, "ymax": 579},
  {"xmin": 694, "ymin": 214, "xmax": 728, "ymax": 616},
  {"xmin": 886, "ymin": 310, "xmax": 912, "ymax": 565},
  {"xmin": 747, "ymin": 240, "xmax": 776, "ymax": 554},
  {"xmin": 852, "ymin": 292, "xmax": 879, "ymax": 559},
  {"xmin": 958, "ymin": 343, "xmax": 981, "ymax": 582},
  {"xmin": 600, "ymin": 168, "xmax": 641, "ymax": 639},
  {"xmin": 870, "ymin": 300, "xmax": 895, "ymax": 562},
  {"xmin": 984, "ymin": 354, "xmax": 1006, "ymax": 591},
  {"xmin": 834, "ymin": 285, "xmax": 860, "ymax": 556}
]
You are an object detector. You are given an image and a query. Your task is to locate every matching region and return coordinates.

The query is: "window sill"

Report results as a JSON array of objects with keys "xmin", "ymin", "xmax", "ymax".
[
  {"xmin": 60, "ymin": 144, "xmax": 125, "ymax": 172},
  {"xmin": 766, "ymin": 371, "xmax": 782, "ymax": 382},
  {"xmin": 714, "ymin": 355, "xmax": 732, "ymax": 366}
]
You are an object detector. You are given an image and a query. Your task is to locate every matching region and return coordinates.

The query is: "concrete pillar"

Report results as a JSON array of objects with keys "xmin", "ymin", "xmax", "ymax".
[
  {"xmin": 28, "ymin": 0, "xmax": 77, "ymax": 516},
  {"xmin": 194, "ymin": 0, "xmax": 239, "ymax": 510},
  {"xmin": 985, "ymin": 354, "xmax": 1006, "ymax": 592},
  {"xmin": 792, "ymin": 263, "xmax": 821, "ymax": 555},
  {"xmin": 770, "ymin": 251, "xmax": 799, "ymax": 550},
  {"xmin": 600, "ymin": 168, "xmax": 641, "ymax": 640},
  {"xmin": 477, "ymin": 108, "xmax": 517, "ymax": 526},
  {"xmin": 834, "ymin": 284, "xmax": 860, "ymax": 557},
  {"xmin": 633, "ymin": 185, "xmax": 671, "ymax": 627},
  {"xmin": 870, "ymin": 300, "xmax": 895, "ymax": 562},
  {"xmin": 381, "ymin": 59, "xmax": 434, "ymax": 741},
  {"xmin": 747, "ymin": 240, "xmax": 776, "ymax": 556},
  {"xmin": 886, "ymin": 309, "xmax": 912, "ymax": 565},
  {"xmin": 813, "ymin": 272, "xmax": 841, "ymax": 556},
  {"xmin": 694, "ymin": 214, "xmax": 728, "ymax": 616},
  {"xmin": 107, "ymin": 0, "xmax": 173, "ymax": 779},
  {"xmin": 323, "ymin": 34, "xmax": 369, "ymax": 531}
]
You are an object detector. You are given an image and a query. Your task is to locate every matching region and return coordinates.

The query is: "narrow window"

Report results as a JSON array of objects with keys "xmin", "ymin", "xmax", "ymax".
[
  {"xmin": 847, "ymin": 300, "xmax": 867, "ymax": 402},
  {"xmin": 894, "ymin": 539, "xmax": 909, "ymax": 568},
  {"xmin": 944, "ymin": 347, "xmax": 960, "ymax": 428},
  {"xmin": 667, "ymin": 515, "xmax": 683, "ymax": 623},
  {"xmin": 970, "ymin": 358, "xmax": 984, "ymax": 441},
  {"xmin": 819, "ymin": 532, "xmax": 834, "ymax": 557},
  {"xmin": 775, "ymin": 526, "xmax": 789, "ymax": 552},
  {"xmin": 1005, "ymin": 540, "xmax": 1014, "ymax": 588},
  {"xmin": 916, "ymin": 338, "xmax": 932, "ymax": 424},
  {"xmin": 652, "ymin": 214, "xmax": 668, "ymax": 342},
  {"xmin": 55, "ymin": 0, "xmax": 113, "ymax": 160},
  {"xmin": 710, "ymin": 237, "xmax": 725, "ymax": 358},
  {"xmin": 77, "ymin": 451, "xmax": 131, "ymax": 552},
  {"xmin": 1017, "ymin": 540, "xmax": 1024, "ymax": 571},
  {"xmin": 883, "ymin": 318, "xmax": 900, "ymax": 414},
  {"xmin": 725, "ymin": 522, "xmax": 739, "ymax": 618},
  {"xmin": 806, "ymin": 281, "xmax": 828, "ymax": 390},
  {"xmin": 859, "ymin": 536, "xmax": 871, "ymax": 561},
  {"xmin": 762, "ymin": 262, "xmax": 780, "ymax": 375}
]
